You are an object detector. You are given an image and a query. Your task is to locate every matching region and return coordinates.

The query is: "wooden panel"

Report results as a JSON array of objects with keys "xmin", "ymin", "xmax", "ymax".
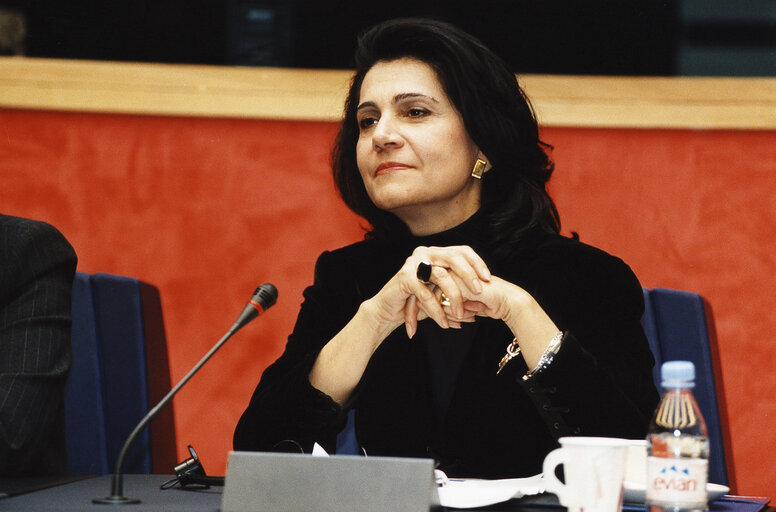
[
  {"xmin": 2, "ymin": 57, "xmax": 775, "ymax": 129},
  {"xmin": 0, "ymin": 58, "xmax": 350, "ymax": 121},
  {"xmin": 521, "ymin": 75, "xmax": 776, "ymax": 129}
]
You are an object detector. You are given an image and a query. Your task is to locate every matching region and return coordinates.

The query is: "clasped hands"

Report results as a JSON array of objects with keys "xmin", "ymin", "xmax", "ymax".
[
  {"xmin": 365, "ymin": 245, "xmax": 560, "ymax": 372},
  {"xmin": 371, "ymin": 245, "xmax": 514, "ymax": 339}
]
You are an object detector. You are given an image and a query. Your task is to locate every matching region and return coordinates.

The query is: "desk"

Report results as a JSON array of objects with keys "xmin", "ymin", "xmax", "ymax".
[
  {"xmin": 0, "ymin": 474, "xmax": 771, "ymax": 512},
  {"xmin": 0, "ymin": 475, "xmax": 221, "ymax": 512}
]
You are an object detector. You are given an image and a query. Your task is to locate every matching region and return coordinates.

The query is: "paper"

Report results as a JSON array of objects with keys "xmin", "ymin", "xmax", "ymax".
[
  {"xmin": 312, "ymin": 442, "xmax": 329, "ymax": 457},
  {"xmin": 314, "ymin": 442, "xmax": 542, "ymax": 510},
  {"xmin": 437, "ymin": 473, "xmax": 545, "ymax": 509}
]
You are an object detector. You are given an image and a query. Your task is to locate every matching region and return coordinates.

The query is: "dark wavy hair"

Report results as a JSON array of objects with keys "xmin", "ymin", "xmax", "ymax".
[{"xmin": 332, "ymin": 17, "xmax": 560, "ymax": 258}]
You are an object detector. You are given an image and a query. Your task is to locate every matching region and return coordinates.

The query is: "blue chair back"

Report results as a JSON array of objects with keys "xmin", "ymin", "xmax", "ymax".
[
  {"xmin": 641, "ymin": 288, "xmax": 730, "ymax": 486},
  {"xmin": 65, "ymin": 272, "xmax": 176, "ymax": 475},
  {"xmin": 335, "ymin": 408, "xmax": 359, "ymax": 456}
]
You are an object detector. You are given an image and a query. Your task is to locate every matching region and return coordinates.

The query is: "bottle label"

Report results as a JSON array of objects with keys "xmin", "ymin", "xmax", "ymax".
[{"xmin": 646, "ymin": 456, "xmax": 708, "ymax": 505}]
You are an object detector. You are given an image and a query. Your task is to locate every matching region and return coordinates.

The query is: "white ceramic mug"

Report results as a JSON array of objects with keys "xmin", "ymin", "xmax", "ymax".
[
  {"xmin": 624, "ymin": 439, "xmax": 648, "ymax": 486},
  {"xmin": 543, "ymin": 437, "xmax": 629, "ymax": 512}
]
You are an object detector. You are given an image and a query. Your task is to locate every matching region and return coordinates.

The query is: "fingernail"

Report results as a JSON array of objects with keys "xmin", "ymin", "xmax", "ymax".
[
  {"xmin": 406, "ymin": 323, "xmax": 415, "ymax": 339},
  {"xmin": 471, "ymin": 278, "xmax": 482, "ymax": 293}
]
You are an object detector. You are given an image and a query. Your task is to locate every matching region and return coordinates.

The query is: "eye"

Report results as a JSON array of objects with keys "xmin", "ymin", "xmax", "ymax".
[
  {"xmin": 358, "ymin": 116, "xmax": 378, "ymax": 130},
  {"xmin": 407, "ymin": 107, "xmax": 429, "ymax": 118}
]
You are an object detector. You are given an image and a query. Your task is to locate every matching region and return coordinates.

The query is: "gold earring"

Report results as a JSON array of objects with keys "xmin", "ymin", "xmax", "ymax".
[{"xmin": 471, "ymin": 159, "xmax": 487, "ymax": 179}]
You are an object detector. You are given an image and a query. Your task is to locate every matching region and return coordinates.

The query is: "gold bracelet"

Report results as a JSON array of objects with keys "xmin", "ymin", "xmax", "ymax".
[{"xmin": 496, "ymin": 337, "xmax": 522, "ymax": 375}]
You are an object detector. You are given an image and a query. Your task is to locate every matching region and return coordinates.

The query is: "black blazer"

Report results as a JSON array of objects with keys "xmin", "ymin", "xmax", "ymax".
[
  {"xmin": 234, "ymin": 216, "xmax": 658, "ymax": 478},
  {"xmin": 0, "ymin": 214, "xmax": 77, "ymax": 476}
]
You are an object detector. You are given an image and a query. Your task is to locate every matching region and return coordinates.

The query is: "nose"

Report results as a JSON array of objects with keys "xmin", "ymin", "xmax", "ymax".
[{"xmin": 372, "ymin": 116, "xmax": 403, "ymax": 152}]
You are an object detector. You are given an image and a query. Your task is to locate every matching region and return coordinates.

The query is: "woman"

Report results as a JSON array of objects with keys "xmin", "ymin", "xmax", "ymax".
[{"xmin": 234, "ymin": 18, "xmax": 658, "ymax": 478}]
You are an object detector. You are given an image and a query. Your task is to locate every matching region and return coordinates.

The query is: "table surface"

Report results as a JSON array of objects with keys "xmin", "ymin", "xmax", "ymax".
[
  {"xmin": 0, "ymin": 475, "xmax": 221, "ymax": 511},
  {"xmin": 1, "ymin": 474, "xmax": 558, "ymax": 512},
  {"xmin": 0, "ymin": 474, "xmax": 771, "ymax": 512}
]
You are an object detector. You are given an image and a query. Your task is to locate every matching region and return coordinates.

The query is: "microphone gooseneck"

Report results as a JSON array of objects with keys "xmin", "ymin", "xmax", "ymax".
[{"xmin": 93, "ymin": 283, "xmax": 278, "ymax": 505}]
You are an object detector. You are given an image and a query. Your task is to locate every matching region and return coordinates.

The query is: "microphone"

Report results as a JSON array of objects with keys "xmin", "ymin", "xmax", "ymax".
[{"xmin": 94, "ymin": 283, "xmax": 278, "ymax": 505}]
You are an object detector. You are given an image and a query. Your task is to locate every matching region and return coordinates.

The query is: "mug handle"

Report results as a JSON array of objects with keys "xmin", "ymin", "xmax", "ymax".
[{"xmin": 542, "ymin": 448, "xmax": 570, "ymax": 505}]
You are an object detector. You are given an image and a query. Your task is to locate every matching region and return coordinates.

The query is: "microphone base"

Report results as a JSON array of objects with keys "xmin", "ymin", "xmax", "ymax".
[{"xmin": 92, "ymin": 495, "xmax": 141, "ymax": 505}]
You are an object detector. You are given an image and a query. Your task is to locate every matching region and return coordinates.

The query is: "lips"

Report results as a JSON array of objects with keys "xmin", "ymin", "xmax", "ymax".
[{"xmin": 375, "ymin": 161, "xmax": 412, "ymax": 176}]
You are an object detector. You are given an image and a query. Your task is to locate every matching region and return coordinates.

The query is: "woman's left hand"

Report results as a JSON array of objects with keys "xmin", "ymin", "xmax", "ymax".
[{"xmin": 431, "ymin": 274, "xmax": 562, "ymax": 370}]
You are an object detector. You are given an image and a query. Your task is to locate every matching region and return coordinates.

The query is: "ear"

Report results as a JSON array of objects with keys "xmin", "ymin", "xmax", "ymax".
[{"xmin": 476, "ymin": 151, "xmax": 492, "ymax": 174}]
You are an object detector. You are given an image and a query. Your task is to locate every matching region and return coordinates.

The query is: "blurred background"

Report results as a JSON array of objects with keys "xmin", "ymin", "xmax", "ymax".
[{"xmin": 1, "ymin": 0, "xmax": 774, "ymax": 76}]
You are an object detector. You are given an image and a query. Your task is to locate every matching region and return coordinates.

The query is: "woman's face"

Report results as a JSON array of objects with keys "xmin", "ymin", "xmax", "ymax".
[{"xmin": 355, "ymin": 58, "xmax": 485, "ymax": 235}]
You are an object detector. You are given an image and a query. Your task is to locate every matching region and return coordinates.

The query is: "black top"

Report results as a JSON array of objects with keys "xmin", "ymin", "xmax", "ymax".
[
  {"xmin": 0, "ymin": 214, "xmax": 77, "ymax": 476},
  {"xmin": 234, "ymin": 213, "xmax": 659, "ymax": 478}
]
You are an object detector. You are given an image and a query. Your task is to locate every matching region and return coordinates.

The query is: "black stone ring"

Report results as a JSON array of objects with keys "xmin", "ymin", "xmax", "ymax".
[{"xmin": 416, "ymin": 260, "xmax": 433, "ymax": 283}]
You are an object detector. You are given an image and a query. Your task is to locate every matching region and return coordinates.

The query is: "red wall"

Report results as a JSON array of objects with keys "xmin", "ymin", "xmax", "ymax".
[{"xmin": 2, "ymin": 109, "xmax": 775, "ymax": 497}]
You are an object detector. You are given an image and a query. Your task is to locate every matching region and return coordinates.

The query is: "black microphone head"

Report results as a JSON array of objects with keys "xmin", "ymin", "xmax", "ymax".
[
  {"xmin": 233, "ymin": 283, "xmax": 278, "ymax": 332},
  {"xmin": 252, "ymin": 283, "xmax": 278, "ymax": 310}
]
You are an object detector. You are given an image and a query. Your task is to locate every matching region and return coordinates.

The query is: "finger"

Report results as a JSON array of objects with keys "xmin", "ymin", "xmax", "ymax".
[
  {"xmin": 414, "ymin": 283, "xmax": 450, "ymax": 329},
  {"xmin": 462, "ymin": 300, "xmax": 488, "ymax": 312},
  {"xmin": 461, "ymin": 300, "xmax": 491, "ymax": 318},
  {"xmin": 403, "ymin": 257, "xmax": 448, "ymax": 328},
  {"xmin": 444, "ymin": 256, "xmax": 486, "ymax": 295},
  {"xmin": 444, "ymin": 309, "xmax": 476, "ymax": 323},
  {"xmin": 431, "ymin": 273, "xmax": 466, "ymax": 319},
  {"xmin": 438, "ymin": 294, "xmax": 477, "ymax": 325},
  {"xmin": 424, "ymin": 246, "xmax": 491, "ymax": 295},
  {"xmin": 427, "ymin": 272, "xmax": 468, "ymax": 320},
  {"xmin": 429, "ymin": 287, "xmax": 461, "ymax": 328},
  {"xmin": 449, "ymin": 245, "xmax": 491, "ymax": 282},
  {"xmin": 415, "ymin": 260, "xmax": 433, "ymax": 284},
  {"xmin": 404, "ymin": 295, "xmax": 419, "ymax": 339},
  {"xmin": 456, "ymin": 305, "xmax": 480, "ymax": 322}
]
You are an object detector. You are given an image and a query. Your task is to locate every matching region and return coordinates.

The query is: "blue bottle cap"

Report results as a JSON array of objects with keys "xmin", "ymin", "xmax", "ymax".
[{"xmin": 661, "ymin": 360, "xmax": 695, "ymax": 387}]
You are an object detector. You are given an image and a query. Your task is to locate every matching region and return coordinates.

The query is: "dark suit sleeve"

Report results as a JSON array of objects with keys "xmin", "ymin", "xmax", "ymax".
[
  {"xmin": 0, "ymin": 216, "xmax": 77, "ymax": 476},
  {"xmin": 518, "ymin": 241, "xmax": 659, "ymax": 440},
  {"xmin": 233, "ymin": 250, "xmax": 357, "ymax": 454}
]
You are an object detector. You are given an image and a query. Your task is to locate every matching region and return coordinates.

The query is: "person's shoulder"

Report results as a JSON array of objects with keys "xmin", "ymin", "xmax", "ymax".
[
  {"xmin": 1, "ymin": 213, "xmax": 49, "ymax": 234},
  {"xmin": 317, "ymin": 238, "xmax": 382, "ymax": 265},
  {"xmin": 516, "ymin": 230, "xmax": 639, "ymax": 287},
  {"xmin": 0, "ymin": 214, "xmax": 76, "ymax": 264},
  {"xmin": 527, "ymin": 232, "xmax": 626, "ymax": 267},
  {"xmin": 312, "ymin": 237, "xmax": 398, "ymax": 292},
  {"xmin": 1, "ymin": 214, "xmax": 68, "ymax": 242},
  {"xmin": 0, "ymin": 215, "xmax": 77, "ymax": 296},
  {"xmin": 515, "ymin": 231, "xmax": 644, "ymax": 311}
]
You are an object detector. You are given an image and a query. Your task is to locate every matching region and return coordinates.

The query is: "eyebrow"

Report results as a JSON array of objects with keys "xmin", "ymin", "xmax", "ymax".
[{"xmin": 356, "ymin": 92, "xmax": 440, "ymax": 112}]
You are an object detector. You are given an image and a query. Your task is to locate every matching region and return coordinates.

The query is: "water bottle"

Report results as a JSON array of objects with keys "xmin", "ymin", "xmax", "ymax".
[{"xmin": 646, "ymin": 361, "xmax": 710, "ymax": 512}]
